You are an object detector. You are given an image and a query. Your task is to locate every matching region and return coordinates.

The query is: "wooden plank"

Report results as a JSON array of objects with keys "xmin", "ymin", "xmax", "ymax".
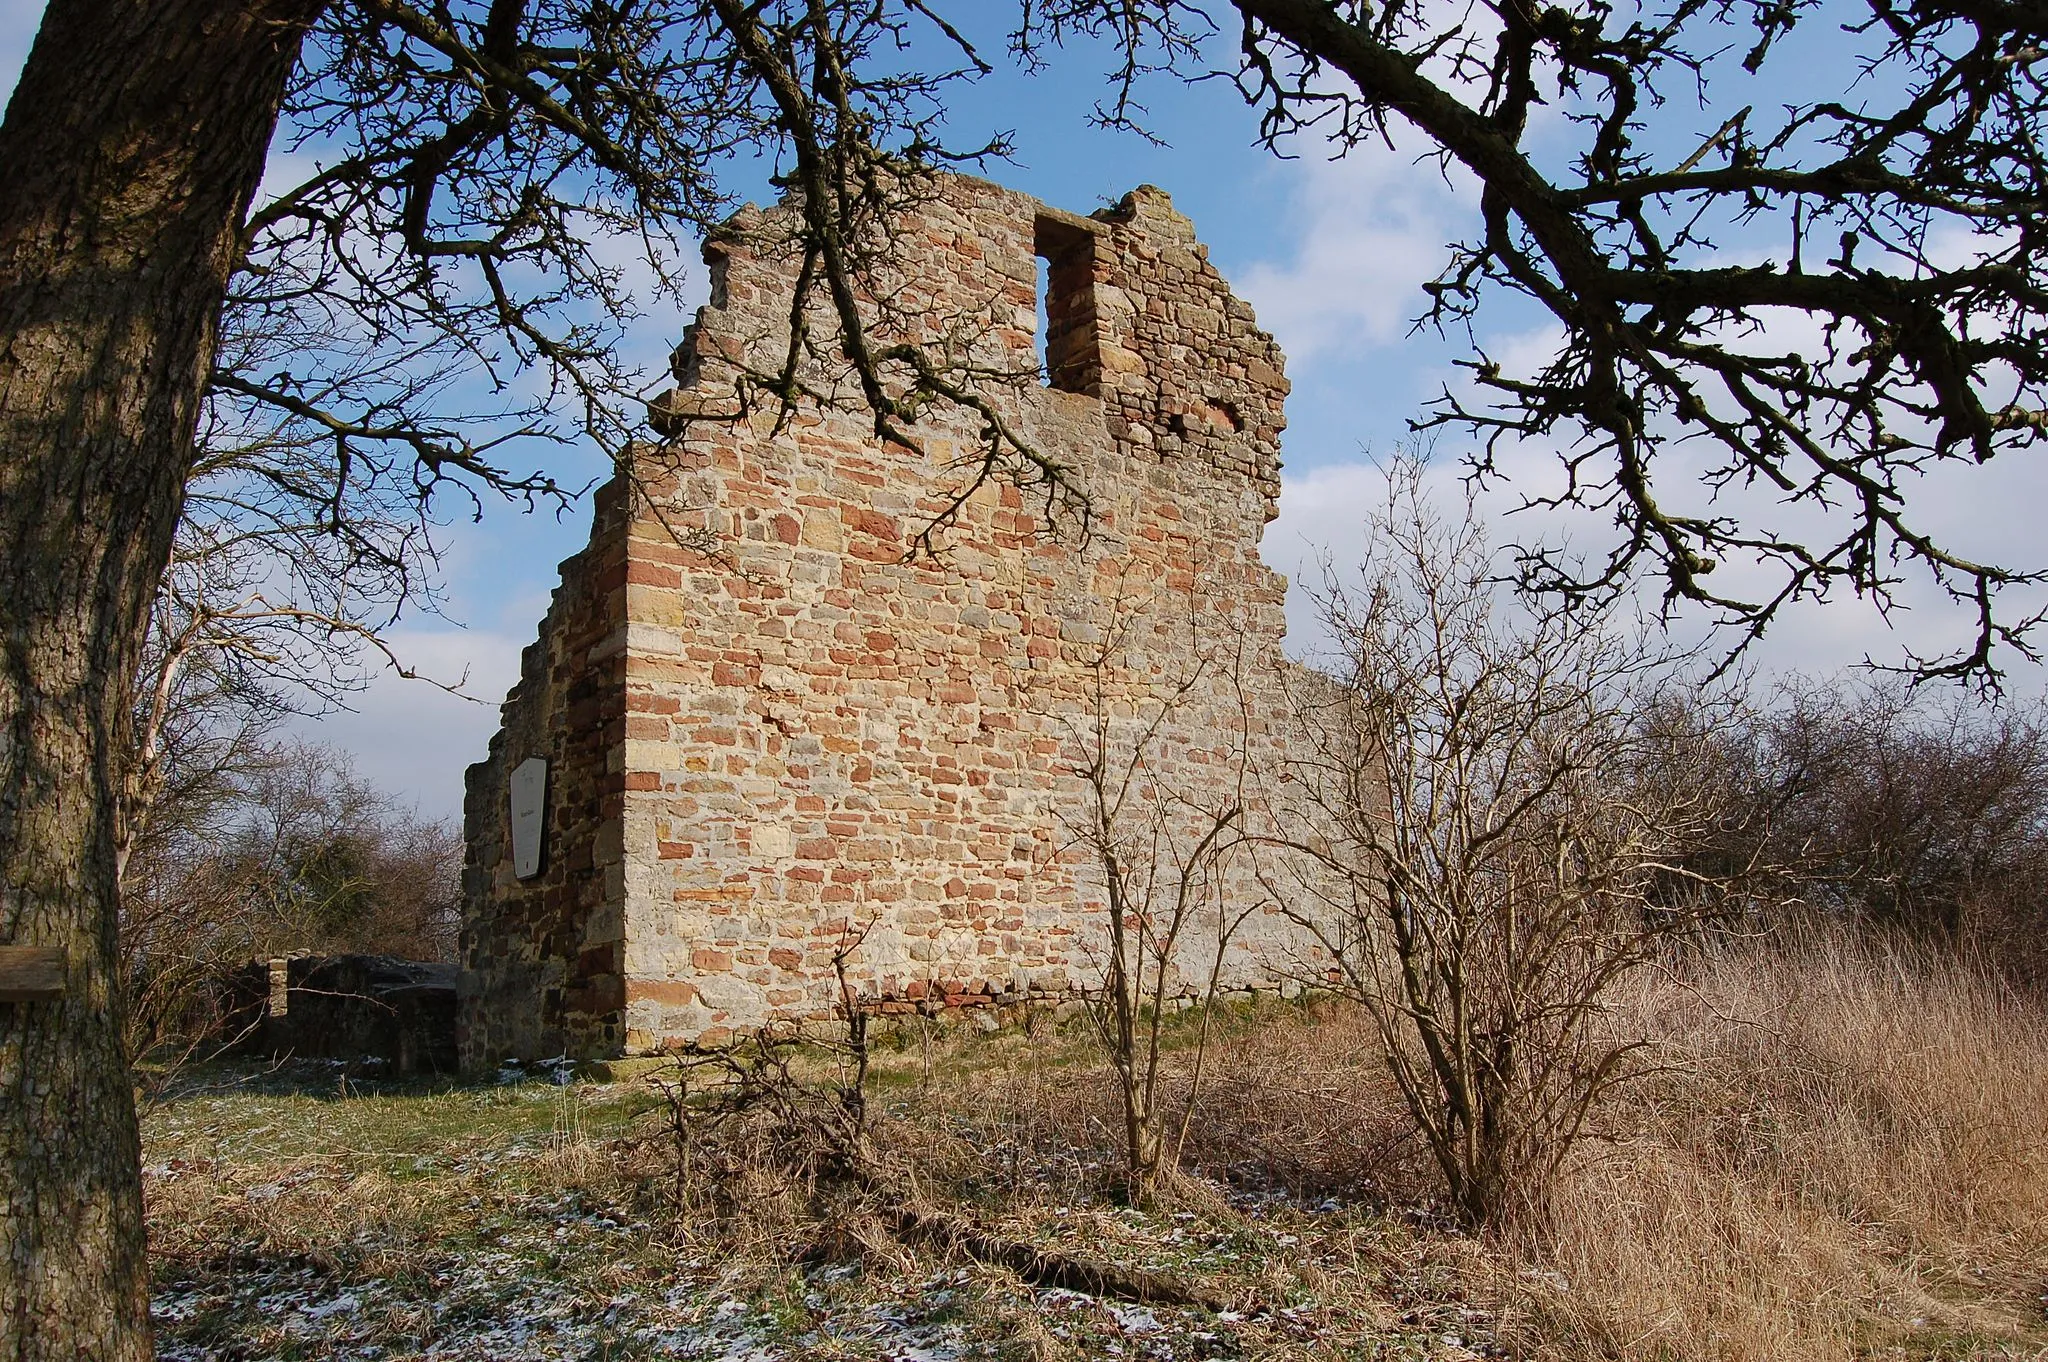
[{"xmin": 0, "ymin": 946, "xmax": 66, "ymax": 1002}]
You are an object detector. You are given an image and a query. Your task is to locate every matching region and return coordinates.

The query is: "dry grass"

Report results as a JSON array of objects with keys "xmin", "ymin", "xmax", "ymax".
[
  {"xmin": 1515, "ymin": 930, "xmax": 2048, "ymax": 1361},
  {"xmin": 141, "ymin": 939, "xmax": 2048, "ymax": 1359},
  {"xmin": 143, "ymin": 1035, "xmax": 1485, "ymax": 1359},
  {"xmin": 940, "ymin": 933, "xmax": 2048, "ymax": 1360}
]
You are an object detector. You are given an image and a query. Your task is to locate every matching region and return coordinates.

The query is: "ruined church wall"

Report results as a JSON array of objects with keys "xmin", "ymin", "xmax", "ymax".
[
  {"xmin": 603, "ymin": 176, "xmax": 1332, "ymax": 1049},
  {"xmin": 458, "ymin": 481, "xmax": 635, "ymax": 1067}
]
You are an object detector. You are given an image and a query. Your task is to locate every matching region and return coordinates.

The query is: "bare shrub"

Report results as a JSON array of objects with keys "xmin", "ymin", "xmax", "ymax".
[
  {"xmin": 1176, "ymin": 1002, "xmax": 1435, "ymax": 1207},
  {"xmin": 1046, "ymin": 578, "xmax": 1269, "ymax": 1208},
  {"xmin": 1729, "ymin": 676, "xmax": 2048, "ymax": 984},
  {"xmin": 1277, "ymin": 458, "xmax": 1758, "ymax": 1228}
]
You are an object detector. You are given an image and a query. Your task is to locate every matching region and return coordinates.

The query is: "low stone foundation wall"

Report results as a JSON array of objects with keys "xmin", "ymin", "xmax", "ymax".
[
  {"xmin": 220, "ymin": 955, "xmax": 460, "ymax": 1075},
  {"xmin": 630, "ymin": 977, "xmax": 1322, "ymax": 1052}
]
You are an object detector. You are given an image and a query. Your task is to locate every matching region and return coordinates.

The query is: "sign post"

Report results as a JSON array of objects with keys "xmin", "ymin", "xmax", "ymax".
[{"xmin": 0, "ymin": 946, "xmax": 66, "ymax": 1002}]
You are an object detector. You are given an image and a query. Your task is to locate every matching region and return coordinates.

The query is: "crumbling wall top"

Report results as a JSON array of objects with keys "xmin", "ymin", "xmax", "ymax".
[{"xmin": 657, "ymin": 172, "xmax": 1289, "ymax": 516}]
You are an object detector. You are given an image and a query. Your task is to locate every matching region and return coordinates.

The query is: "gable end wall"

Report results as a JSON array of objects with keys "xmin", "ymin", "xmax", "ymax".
[{"xmin": 465, "ymin": 174, "xmax": 1334, "ymax": 1062}]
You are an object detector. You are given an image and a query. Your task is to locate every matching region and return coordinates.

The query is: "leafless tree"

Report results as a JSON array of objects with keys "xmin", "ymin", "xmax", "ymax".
[
  {"xmin": 0, "ymin": 5, "xmax": 1072, "ymax": 1346},
  {"xmin": 1278, "ymin": 458, "xmax": 1758, "ymax": 1228},
  {"xmin": 121, "ymin": 402, "xmax": 452, "ymax": 883},
  {"xmin": 1049, "ymin": 579, "xmax": 1269, "ymax": 1208},
  {"xmin": 1712, "ymin": 675, "xmax": 2048, "ymax": 980}
]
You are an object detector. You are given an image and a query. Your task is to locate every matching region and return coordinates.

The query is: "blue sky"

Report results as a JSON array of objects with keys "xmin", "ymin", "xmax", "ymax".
[{"xmin": 5, "ymin": 2, "xmax": 2042, "ymax": 818}]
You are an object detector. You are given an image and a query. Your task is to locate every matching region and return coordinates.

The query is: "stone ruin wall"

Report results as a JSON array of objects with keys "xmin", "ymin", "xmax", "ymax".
[
  {"xmin": 463, "ymin": 174, "xmax": 1336, "ymax": 1065},
  {"xmin": 461, "ymin": 482, "xmax": 634, "ymax": 1063}
]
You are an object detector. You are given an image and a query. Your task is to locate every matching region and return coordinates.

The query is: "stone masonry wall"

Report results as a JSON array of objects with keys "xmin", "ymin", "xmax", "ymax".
[
  {"xmin": 460, "ymin": 480, "xmax": 636, "ymax": 1068},
  {"xmin": 464, "ymin": 173, "xmax": 1333, "ymax": 1061}
]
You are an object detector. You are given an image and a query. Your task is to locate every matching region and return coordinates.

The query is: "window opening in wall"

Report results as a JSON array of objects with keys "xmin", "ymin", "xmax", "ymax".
[
  {"xmin": 1035, "ymin": 251, "xmax": 1053, "ymax": 384},
  {"xmin": 1033, "ymin": 213, "xmax": 1102, "ymax": 396}
]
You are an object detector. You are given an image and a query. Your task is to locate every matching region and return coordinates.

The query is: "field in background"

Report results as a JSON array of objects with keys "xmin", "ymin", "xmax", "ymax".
[{"xmin": 143, "ymin": 933, "xmax": 2048, "ymax": 1361}]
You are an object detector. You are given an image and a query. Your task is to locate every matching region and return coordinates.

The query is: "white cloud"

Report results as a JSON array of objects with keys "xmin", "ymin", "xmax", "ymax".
[
  {"xmin": 1266, "ymin": 448, "xmax": 2048, "ymax": 688},
  {"xmin": 286, "ymin": 626, "xmax": 526, "ymax": 822},
  {"xmin": 1263, "ymin": 458, "xmax": 1421, "ymax": 657},
  {"xmin": 1236, "ymin": 149, "xmax": 1474, "ymax": 366}
]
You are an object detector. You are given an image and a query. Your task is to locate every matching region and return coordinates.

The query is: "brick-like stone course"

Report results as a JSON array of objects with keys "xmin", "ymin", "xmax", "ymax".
[{"xmin": 462, "ymin": 173, "xmax": 1333, "ymax": 1065}]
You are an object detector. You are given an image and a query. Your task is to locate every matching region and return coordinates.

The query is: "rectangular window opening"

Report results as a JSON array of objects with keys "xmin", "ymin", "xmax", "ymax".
[
  {"xmin": 1035, "ymin": 252, "xmax": 1053, "ymax": 385},
  {"xmin": 1034, "ymin": 214, "xmax": 1102, "ymax": 396}
]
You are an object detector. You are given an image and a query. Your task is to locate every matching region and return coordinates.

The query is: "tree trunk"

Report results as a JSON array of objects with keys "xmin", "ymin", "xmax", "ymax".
[{"xmin": 0, "ymin": 1, "xmax": 319, "ymax": 1355}]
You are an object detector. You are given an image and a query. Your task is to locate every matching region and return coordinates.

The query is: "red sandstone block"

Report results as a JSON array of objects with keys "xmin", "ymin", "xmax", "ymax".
[
  {"xmin": 657, "ymin": 840, "xmax": 693, "ymax": 860},
  {"xmin": 796, "ymin": 838, "xmax": 838, "ymax": 859},
  {"xmin": 693, "ymin": 948, "xmax": 732, "ymax": 971},
  {"xmin": 566, "ymin": 974, "xmax": 625, "ymax": 1013},
  {"xmin": 625, "ymin": 716, "xmax": 670, "ymax": 740},
  {"xmin": 785, "ymin": 866, "xmax": 824, "ymax": 883},
  {"xmin": 769, "ymin": 947, "xmax": 803, "ymax": 971},
  {"xmin": 624, "ymin": 772, "xmax": 661, "ymax": 791},
  {"xmin": 843, "ymin": 507, "xmax": 897, "ymax": 538},
  {"xmin": 710, "ymin": 662, "xmax": 752, "ymax": 686},
  {"xmin": 626, "ymin": 560, "xmax": 682, "ymax": 588},
  {"xmin": 626, "ymin": 978, "xmax": 699, "ymax": 1007}
]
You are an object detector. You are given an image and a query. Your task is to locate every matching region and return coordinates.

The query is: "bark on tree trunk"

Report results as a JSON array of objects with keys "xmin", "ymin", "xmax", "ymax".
[{"xmin": 0, "ymin": 1, "xmax": 319, "ymax": 1355}]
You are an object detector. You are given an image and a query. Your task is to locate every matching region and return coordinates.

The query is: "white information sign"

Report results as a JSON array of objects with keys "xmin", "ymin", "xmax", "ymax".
[{"xmin": 509, "ymin": 757, "xmax": 548, "ymax": 880}]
